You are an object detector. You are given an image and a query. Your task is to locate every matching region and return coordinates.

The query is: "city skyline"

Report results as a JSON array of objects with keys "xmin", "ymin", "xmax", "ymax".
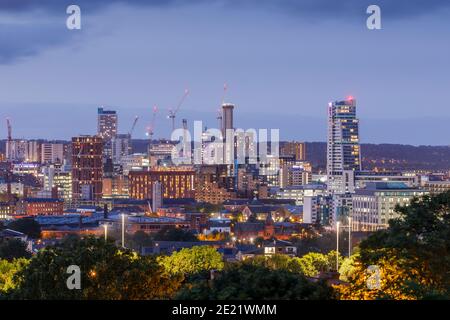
[
  {"xmin": 1, "ymin": 1, "xmax": 450, "ymax": 145},
  {"xmin": 0, "ymin": 1, "xmax": 449, "ymax": 304}
]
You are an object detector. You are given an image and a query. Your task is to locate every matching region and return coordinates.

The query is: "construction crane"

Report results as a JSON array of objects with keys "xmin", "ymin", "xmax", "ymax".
[
  {"xmin": 5, "ymin": 118, "xmax": 12, "ymax": 161},
  {"xmin": 6, "ymin": 118, "xmax": 12, "ymax": 142},
  {"xmin": 5, "ymin": 118, "xmax": 12, "ymax": 200},
  {"xmin": 182, "ymin": 118, "xmax": 188, "ymax": 156},
  {"xmin": 222, "ymin": 83, "xmax": 228, "ymax": 105},
  {"xmin": 128, "ymin": 116, "xmax": 139, "ymax": 137},
  {"xmin": 167, "ymin": 89, "xmax": 189, "ymax": 132},
  {"xmin": 146, "ymin": 106, "xmax": 159, "ymax": 162},
  {"xmin": 216, "ymin": 108, "xmax": 222, "ymax": 130},
  {"xmin": 146, "ymin": 106, "xmax": 158, "ymax": 139},
  {"xmin": 216, "ymin": 84, "xmax": 227, "ymax": 130}
]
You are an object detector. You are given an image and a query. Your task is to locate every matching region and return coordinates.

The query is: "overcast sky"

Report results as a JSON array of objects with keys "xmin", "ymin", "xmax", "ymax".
[{"xmin": 0, "ymin": 0, "xmax": 449, "ymax": 145}]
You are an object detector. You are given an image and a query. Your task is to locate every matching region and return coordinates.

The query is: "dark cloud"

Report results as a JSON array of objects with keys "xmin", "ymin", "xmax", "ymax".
[
  {"xmin": 1, "ymin": 0, "xmax": 449, "ymax": 18},
  {"xmin": 1, "ymin": 0, "xmax": 449, "ymax": 64},
  {"xmin": 0, "ymin": 22, "xmax": 73, "ymax": 64}
]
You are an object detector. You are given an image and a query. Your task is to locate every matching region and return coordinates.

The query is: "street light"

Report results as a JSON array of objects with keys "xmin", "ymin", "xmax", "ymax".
[
  {"xmin": 348, "ymin": 217, "xmax": 352, "ymax": 258},
  {"xmin": 121, "ymin": 214, "xmax": 125, "ymax": 248},
  {"xmin": 103, "ymin": 224, "xmax": 108, "ymax": 241},
  {"xmin": 336, "ymin": 221, "xmax": 340, "ymax": 271}
]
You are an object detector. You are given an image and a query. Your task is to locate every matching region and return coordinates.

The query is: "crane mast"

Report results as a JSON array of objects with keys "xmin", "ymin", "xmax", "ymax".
[
  {"xmin": 147, "ymin": 106, "xmax": 158, "ymax": 164},
  {"xmin": 168, "ymin": 89, "xmax": 189, "ymax": 132}
]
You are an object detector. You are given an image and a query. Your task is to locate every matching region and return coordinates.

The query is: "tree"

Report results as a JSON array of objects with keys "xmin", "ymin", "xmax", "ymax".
[
  {"xmin": 0, "ymin": 239, "xmax": 31, "ymax": 261},
  {"xmin": 177, "ymin": 262, "xmax": 335, "ymax": 300},
  {"xmin": 154, "ymin": 227, "xmax": 197, "ymax": 242},
  {"xmin": 249, "ymin": 254, "xmax": 303, "ymax": 274},
  {"xmin": 291, "ymin": 229, "xmax": 348, "ymax": 256},
  {"xmin": 338, "ymin": 191, "xmax": 450, "ymax": 299},
  {"xmin": 295, "ymin": 251, "xmax": 342, "ymax": 277},
  {"xmin": 11, "ymin": 237, "xmax": 182, "ymax": 299},
  {"xmin": 246, "ymin": 251, "xmax": 342, "ymax": 278},
  {"xmin": 0, "ymin": 258, "xmax": 29, "ymax": 297},
  {"xmin": 185, "ymin": 203, "xmax": 223, "ymax": 214},
  {"xmin": 338, "ymin": 252, "xmax": 359, "ymax": 282},
  {"xmin": 159, "ymin": 246, "xmax": 224, "ymax": 276},
  {"xmin": 7, "ymin": 218, "xmax": 41, "ymax": 239}
]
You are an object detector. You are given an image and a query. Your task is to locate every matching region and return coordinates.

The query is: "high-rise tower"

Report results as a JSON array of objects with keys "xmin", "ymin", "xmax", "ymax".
[
  {"xmin": 71, "ymin": 136, "xmax": 103, "ymax": 201},
  {"xmin": 97, "ymin": 107, "xmax": 118, "ymax": 140},
  {"xmin": 221, "ymin": 103, "xmax": 234, "ymax": 138},
  {"xmin": 326, "ymin": 97, "xmax": 361, "ymax": 194}
]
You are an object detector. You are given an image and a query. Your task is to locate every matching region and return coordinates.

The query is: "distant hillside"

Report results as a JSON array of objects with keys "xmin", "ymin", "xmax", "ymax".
[
  {"xmin": 1, "ymin": 140, "xmax": 449, "ymax": 171},
  {"xmin": 306, "ymin": 142, "xmax": 450, "ymax": 171}
]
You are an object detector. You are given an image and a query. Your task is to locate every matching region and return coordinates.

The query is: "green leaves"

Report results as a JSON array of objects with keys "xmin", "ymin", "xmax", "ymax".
[
  {"xmin": 10, "ymin": 236, "xmax": 182, "ymax": 300},
  {"xmin": 341, "ymin": 191, "xmax": 450, "ymax": 299},
  {"xmin": 159, "ymin": 246, "xmax": 224, "ymax": 276},
  {"xmin": 0, "ymin": 258, "xmax": 29, "ymax": 297},
  {"xmin": 177, "ymin": 263, "xmax": 334, "ymax": 300}
]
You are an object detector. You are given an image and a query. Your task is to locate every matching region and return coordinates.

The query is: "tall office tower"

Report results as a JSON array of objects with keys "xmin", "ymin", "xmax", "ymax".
[
  {"xmin": 25, "ymin": 141, "xmax": 41, "ymax": 162},
  {"xmin": 41, "ymin": 143, "xmax": 64, "ymax": 164},
  {"xmin": 97, "ymin": 107, "xmax": 118, "ymax": 140},
  {"xmin": 221, "ymin": 103, "xmax": 234, "ymax": 137},
  {"xmin": 98, "ymin": 107, "xmax": 118, "ymax": 162},
  {"xmin": 111, "ymin": 134, "xmax": 131, "ymax": 164},
  {"xmin": 281, "ymin": 141, "xmax": 306, "ymax": 161},
  {"xmin": 152, "ymin": 180, "xmax": 162, "ymax": 212},
  {"xmin": 71, "ymin": 136, "xmax": 103, "ymax": 201},
  {"xmin": 326, "ymin": 97, "xmax": 361, "ymax": 194}
]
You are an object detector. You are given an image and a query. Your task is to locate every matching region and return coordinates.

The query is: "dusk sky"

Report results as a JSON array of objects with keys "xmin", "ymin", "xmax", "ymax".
[{"xmin": 1, "ymin": 0, "xmax": 449, "ymax": 145}]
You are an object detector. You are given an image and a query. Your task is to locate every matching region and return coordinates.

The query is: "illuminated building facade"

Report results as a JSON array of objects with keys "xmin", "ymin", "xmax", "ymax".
[
  {"xmin": 97, "ymin": 107, "xmax": 118, "ymax": 140},
  {"xmin": 280, "ymin": 141, "xmax": 306, "ymax": 161},
  {"xmin": 129, "ymin": 167, "xmax": 195, "ymax": 200},
  {"xmin": 16, "ymin": 198, "xmax": 64, "ymax": 216},
  {"xmin": 327, "ymin": 98, "xmax": 361, "ymax": 194},
  {"xmin": 102, "ymin": 175, "xmax": 129, "ymax": 199},
  {"xmin": 41, "ymin": 143, "xmax": 64, "ymax": 164},
  {"xmin": 71, "ymin": 136, "xmax": 103, "ymax": 201},
  {"xmin": 195, "ymin": 165, "xmax": 236, "ymax": 204},
  {"xmin": 351, "ymin": 182, "xmax": 427, "ymax": 231}
]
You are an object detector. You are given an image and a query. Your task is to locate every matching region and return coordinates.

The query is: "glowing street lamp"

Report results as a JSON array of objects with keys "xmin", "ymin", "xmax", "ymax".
[
  {"xmin": 121, "ymin": 214, "xmax": 125, "ymax": 248},
  {"xmin": 103, "ymin": 224, "xmax": 108, "ymax": 241},
  {"xmin": 336, "ymin": 221, "xmax": 340, "ymax": 271},
  {"xmin": 348, "ymin": 217, "xmax": 352, "ymax": 257}
]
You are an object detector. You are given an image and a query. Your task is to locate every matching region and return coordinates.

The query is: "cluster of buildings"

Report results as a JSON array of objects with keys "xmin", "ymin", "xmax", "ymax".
[{"xmin": 0, "ymin": 98, "xmax": 449, "ymax": 256}]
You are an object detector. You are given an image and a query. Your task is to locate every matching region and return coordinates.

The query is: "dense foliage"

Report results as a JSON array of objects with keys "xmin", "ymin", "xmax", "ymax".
[
  {"xmin": 0, "ymin": 258, "xmax": 29, "ymax": 296},
  {"xmin": 0, "ymin": 239, "xmax": 31, "ymax": 261},
  {"xmin": 7, "ymin": 218, "xmax": 41, "ymax": 239},
  {"xmin": 9, "ymin": 237, "xmax": 182, "ymax": 300},
  {"xmin": 177, "ymin": 262, "xmax": 335, "ymax": 300},
  {"xmin": 338, "ymin": 191, "xmax": 450, "ymax": 299},
  {"xmin": 249, "ymin": 252, "xmax": 342, "ymax": 277},
  {"xmin": 158, "ymin": 246, "xmax": 224, "ymax": 276}
]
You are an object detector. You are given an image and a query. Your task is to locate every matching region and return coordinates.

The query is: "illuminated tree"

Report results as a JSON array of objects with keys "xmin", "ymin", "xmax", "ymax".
[
  {"xmin": 158, "ymin": 246, "xmax": 224, "ymax": 276},
  {"xmin": 0, "ymin": 258, "xmax": 29, "ymax": 297},
  {"xmin": 11, "ymin": 237, "xmax": 182, "ymax": 300},
  {"xmin": 338, "ymin": 191, "xmax": 450, "ymax": 299}
]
